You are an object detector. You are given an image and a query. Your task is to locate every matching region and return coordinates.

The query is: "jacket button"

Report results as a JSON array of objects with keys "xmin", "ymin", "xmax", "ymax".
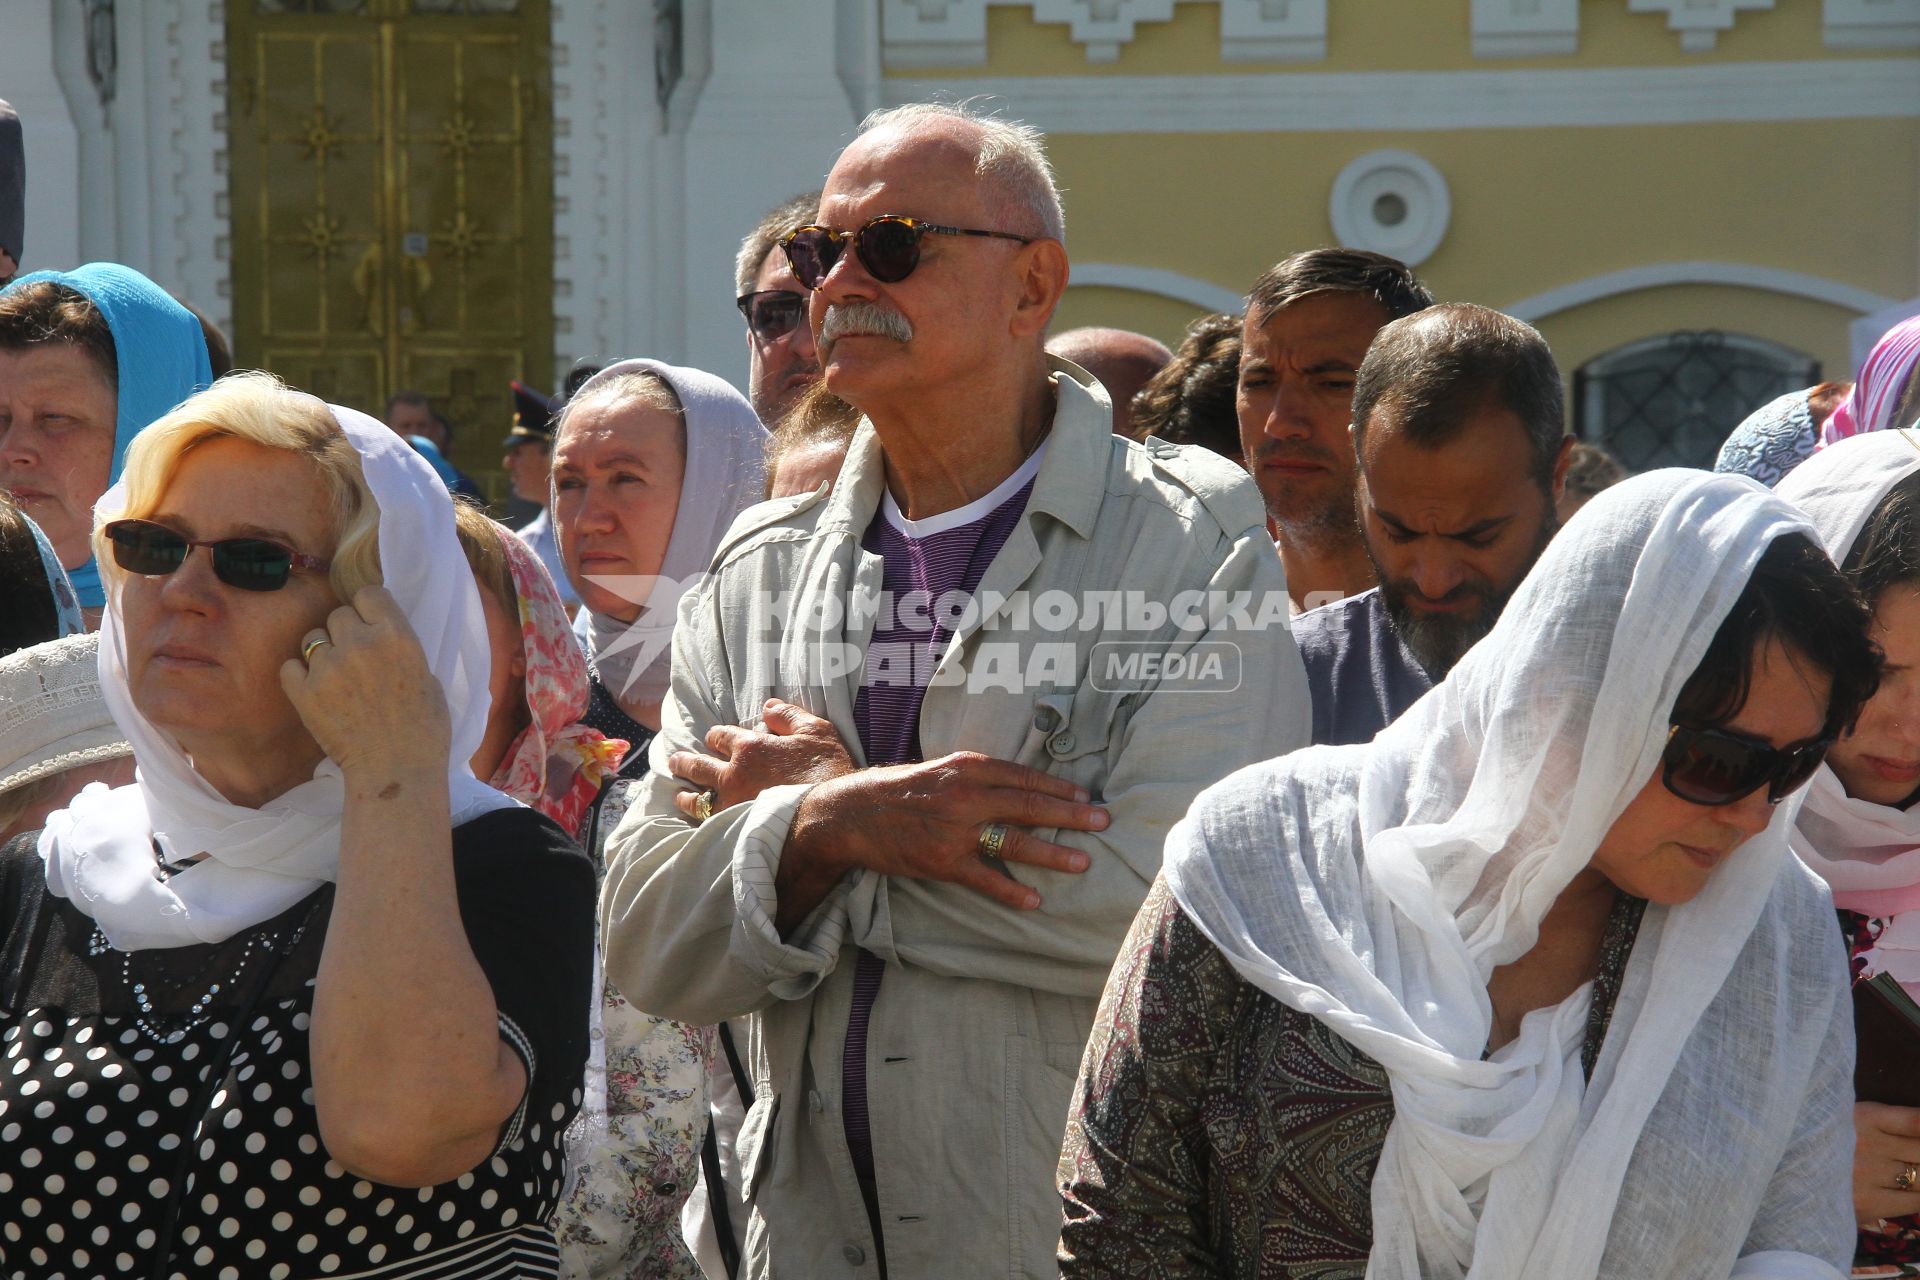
[
  {"xmin": 842, "ymin": 1243, "xmax": 866, "ymax": 1265},
  {"xmin": 1050, "ymin": 730, "xmax": 1077, "ymax": 755}
]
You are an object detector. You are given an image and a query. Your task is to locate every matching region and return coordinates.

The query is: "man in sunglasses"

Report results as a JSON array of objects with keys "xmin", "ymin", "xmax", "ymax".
[
  {"xmin": 1294, "ymin": 302, "xmax": 1574, "ymax": 746},
  {"xmin": 735, "ymin": 191, "xmax": 824, "ymax": 426},
  {"xmin": 601, "ymin": 101, "xmax": 1309, "ymax": 1280}
]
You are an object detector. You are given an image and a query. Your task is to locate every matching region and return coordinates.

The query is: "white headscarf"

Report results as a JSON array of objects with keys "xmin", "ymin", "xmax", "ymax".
[
  {"xmin": 564, "ymin": 358, "xmax": 768, "ymax": 708},
  {"xmin": 1167, "ymin": 470, "xmax": 1852, "ymax": 1277},
  {"xmin": 38, "ymin": 401, "xmax": 515, "ymax": 952},
  {"xmin": 1777, "ymin": 430, "xmax": 1920, "ymax": 973}
]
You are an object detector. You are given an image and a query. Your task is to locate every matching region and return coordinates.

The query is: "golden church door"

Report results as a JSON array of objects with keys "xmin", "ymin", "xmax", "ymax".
[{"xmin": 226, "ymin": 0, "xmax": 553, "ymax": 485}]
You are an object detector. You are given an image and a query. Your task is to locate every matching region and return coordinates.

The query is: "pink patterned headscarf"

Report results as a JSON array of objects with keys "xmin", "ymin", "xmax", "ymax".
[
  {"xmin": 490, "ymin": 524, "xmax": 628, "ymax": 838},
  {"xmin": 1821, "ymin": 314, "xmax": 1920, "ymax": 446}
]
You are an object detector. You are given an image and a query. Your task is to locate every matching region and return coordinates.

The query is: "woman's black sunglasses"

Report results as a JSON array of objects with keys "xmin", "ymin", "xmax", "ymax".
[
  {"xmin": 780, "ymin": 215, "xmax": 1034, "ymax": 290},
  {"xmin": 1661, "ymin": 723, "xmax": 1833, "ymax": 807},
  {"xmin": 103, "ymin": 518, "xmax": 330, "ymax": 593},
  {"xmin": 735, "ymin": 289, "xmax": 807, "ymax": 343}
]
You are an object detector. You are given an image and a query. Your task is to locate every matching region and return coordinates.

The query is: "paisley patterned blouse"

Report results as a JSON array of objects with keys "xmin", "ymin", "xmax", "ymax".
[{"xmin": 1058, "ymin": 876, "xmax": 1645, "ymax": 1278}]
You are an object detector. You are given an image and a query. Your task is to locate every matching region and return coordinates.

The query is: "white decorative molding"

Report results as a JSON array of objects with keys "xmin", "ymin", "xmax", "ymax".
[
  {"xmin": 551, "ymin": 0, "xmax": 668, "ymax": 370},
  {"xmin": 1471, "ymin": 0, "xmax": 1580, "ymax": 57},
  {"xmin": 1328, "ymin": 150, "xmax": 1450, "ymax": 267},
  {"xmin": 881, "ymin": 0, "xmax": 1181, "ymax": 67},
  {"xmin": 882, "ymin": 59, "xmax": 1920, "ymax": 131},
  {"xmin": 159, "ymin": 1, "xmax": 230, "ymax": 333},
  {"xmin": 1626, "ymin": 0, "xmax": 1776, "ymax": 52},
  {"xmin": 1218, "ymin": 0, "xmax": 1327, "ymax": 63},
  {"xmin": 1069, "ymin": 263, "xmax": 1246, "ymax": 313},
  {"xmin": 1501, "ymin": 262, "xmax": 1898, "ymax": 324},
  {"xmin": 1825, "ymin": 0, "xmax": 1920, "ymax": 49}
]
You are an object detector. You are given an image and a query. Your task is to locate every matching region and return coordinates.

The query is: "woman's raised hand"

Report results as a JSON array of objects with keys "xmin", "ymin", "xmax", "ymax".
[{"xmin": 281, "ymin": 586, "xmax": 451, "ymax": 778}]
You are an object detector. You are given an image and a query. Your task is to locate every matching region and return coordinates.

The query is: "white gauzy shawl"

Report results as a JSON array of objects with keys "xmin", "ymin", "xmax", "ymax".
[
  {"xmin": 1778, "ymin": 430, "xmax": 1920, "ymax": 983},
  {"xmin": 39, "ymin": 401, "xmax": 515, "ymax": 951},
  {"xmin": 1166, "ymin": 469, "xmax": 1854, "ymax": 1279}
]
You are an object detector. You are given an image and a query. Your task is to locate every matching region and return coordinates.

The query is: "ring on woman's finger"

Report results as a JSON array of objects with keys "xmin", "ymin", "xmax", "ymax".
[
  {"xmin": 692, "ymin": 790, "xmax": 716, "ymax": 823},
  {"xmin": 1896, "ymin": 1162, "xmax": 1920, "ymax": 1192},
  {"xmin": 301, "ymin": 635, "xmax": 332, "ymax": 664},
  {"xmin": 978, "ymin": 822, "xmax": 1009, "ymax": 858}
]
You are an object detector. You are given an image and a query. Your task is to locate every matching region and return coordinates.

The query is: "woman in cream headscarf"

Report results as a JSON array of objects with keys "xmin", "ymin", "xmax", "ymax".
[
  {"xmin": 546, "ymin": 358, "xmax": 766, "ymax": 1279},
  {"xmin": 1059, "ymin": 470, "xmax": 1878, "ymax": 1278},
  {"xmin": 554, "ymin": 358, "xmax": 767, "ymax": 796},
  {"xmin": 1776, "ymin": 430, "xmax": 1920, "ymax": 1266}
]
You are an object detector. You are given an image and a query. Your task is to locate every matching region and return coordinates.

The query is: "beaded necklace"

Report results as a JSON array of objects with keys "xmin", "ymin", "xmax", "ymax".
[{"xmin": 90, "ymin": 908, "xmax": 316, "ymax": 1046}]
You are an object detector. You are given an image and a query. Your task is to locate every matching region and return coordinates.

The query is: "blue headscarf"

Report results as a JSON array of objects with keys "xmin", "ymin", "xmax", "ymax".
[
  {"xmin": 404, "ymin": 433, "xmax": 463, "ymax": 490},
  {"xmin": 0, "ymin": 263, "xmax": 213, "ymax": 607},
  {"xmin": 25, "ymin": 509, "xmax": 84, "ymax": 637}
]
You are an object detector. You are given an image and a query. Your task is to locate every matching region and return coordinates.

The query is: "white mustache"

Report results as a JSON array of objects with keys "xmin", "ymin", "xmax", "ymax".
[{"xmin": 819, "ymin": 302, "xmax": 914, "ymax": 357}]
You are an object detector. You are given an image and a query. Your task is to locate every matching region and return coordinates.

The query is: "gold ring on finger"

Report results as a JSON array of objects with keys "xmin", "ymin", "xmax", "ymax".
[
  {"xmin": 1897, "ymin": 1162, "xmax": 1920, "ymax": 1192},
  {"xmin": 692, "ymin": 790, "xmax": 715, "ymax": 824},
  {"xmin": 978, "ymin": 822, "xmax": 1009, "ymax": 858},
  {"xmin": 301, "ymin": 635, "xmax": 332, "ymax": 664}
]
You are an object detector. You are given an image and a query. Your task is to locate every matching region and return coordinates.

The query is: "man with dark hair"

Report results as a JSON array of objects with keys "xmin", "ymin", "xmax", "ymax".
[
  {"xmin": 1237, "ymin": 248, "xmax": 1432, "ymax": 612},
  {"xmin": 384, "ymin": 389, "xmax": 484, "ymax": 503},
  {"xmin": 385, "ymin": 388, "xmax": 434, "ymax": 439},
  {"xmin": 1294, "ymin": 301, "xmax": 1573, "ymax": 745},
  {"xmin": 1044, "ymin": 326, "xmax": 1171, "ymax": 437},
  {"xmin": 736, "ymin": 192, "xmax": 823, "ymax": 423}
]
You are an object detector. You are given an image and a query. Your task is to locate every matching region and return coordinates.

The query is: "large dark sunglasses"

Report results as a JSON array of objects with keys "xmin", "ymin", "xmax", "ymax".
[
  {"xmin": 1661, "ymin": 723, "xmax": 1833, "ymax": 807},
  {"xmin": 735, "ymin": 289, "xmax": 807, "ymax": 343},
  {"xmin": 780, "ymin": 215, "xmax": 1034, "ymax": 290},
  {"xmin": 103, "ymin": 518, "xmax": 330, "ymax": 593}
]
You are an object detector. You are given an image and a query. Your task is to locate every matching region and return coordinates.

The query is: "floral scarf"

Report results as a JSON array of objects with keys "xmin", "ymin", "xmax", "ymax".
[{"xmin": 490, "ymin": 525, "xmax": 628, "ymax": 839}]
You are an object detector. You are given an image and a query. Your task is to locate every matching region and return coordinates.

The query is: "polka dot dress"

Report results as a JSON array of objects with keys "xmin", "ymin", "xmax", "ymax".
[{"xmin": 0, "ymin": 809, "xmax": 596, "ymax": 1278}]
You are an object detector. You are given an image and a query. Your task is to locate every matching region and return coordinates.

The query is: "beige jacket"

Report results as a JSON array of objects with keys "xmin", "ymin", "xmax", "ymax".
[{"xmin": 600, "ymin": 361, "xmax": 1310, "ymax": 1279}]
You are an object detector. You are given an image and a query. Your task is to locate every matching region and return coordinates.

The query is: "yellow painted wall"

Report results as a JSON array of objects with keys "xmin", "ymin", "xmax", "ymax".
[
  {"xmin": 902, "ymin": 0, "xmax": 1898, "ymax": 78},
  {"xmin": 1047, "ymin": 118, "xmax": 1914, "ymax": 371}
]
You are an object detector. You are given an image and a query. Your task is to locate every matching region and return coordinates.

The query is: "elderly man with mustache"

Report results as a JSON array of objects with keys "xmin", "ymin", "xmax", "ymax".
[{"xmin": 597, "ymin": 101, "xmax": 1309, "ymax": 1278}]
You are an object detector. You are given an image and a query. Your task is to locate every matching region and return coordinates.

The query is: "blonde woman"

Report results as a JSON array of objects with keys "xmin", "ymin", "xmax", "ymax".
[{"xmin": 0, "ymin": 372, "xmax": 594, "ymax": 1275}]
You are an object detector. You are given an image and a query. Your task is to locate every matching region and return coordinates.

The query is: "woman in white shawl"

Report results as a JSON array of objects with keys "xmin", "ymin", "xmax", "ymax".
[
  {"xmin": 1775, "ymin": 430, "xmax": 1920, "ymax": 1266},
  {"xmin": 1058, "ymin": 469, "xmax": 1878, "ymax": 1278},
  {"xmin": 0, "ymin": 371, "xmax": 595, "ymax": 1275}
]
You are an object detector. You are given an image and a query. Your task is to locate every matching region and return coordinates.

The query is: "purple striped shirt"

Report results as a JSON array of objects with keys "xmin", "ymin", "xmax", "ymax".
[{"xmin": 841, "ymin": 451, "xmax": 1042, "ymax": 1202}]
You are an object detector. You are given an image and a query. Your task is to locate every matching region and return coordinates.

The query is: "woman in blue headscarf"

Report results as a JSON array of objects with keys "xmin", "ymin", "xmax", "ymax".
[{"xmin": 0, "ymin": 262, "xmax": 212, "ymax": 618}]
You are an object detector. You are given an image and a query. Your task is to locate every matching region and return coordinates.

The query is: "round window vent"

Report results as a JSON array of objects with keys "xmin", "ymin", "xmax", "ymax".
[{"xmin": 1329, "ymin": 150, "xmax": 1451, "ymax": 268}]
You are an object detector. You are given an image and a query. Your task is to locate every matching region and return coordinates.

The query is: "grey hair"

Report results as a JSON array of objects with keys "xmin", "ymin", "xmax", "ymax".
[
  {"xmin": 735, "ymin": 191, "xmax": 821, "ymax": 298},
  {"xmin": 854, "ymin": 101, "xmax": 1066, "ymax": 245}
]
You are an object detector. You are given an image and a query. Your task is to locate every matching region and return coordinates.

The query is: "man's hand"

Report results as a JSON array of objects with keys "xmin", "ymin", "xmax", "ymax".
[
  {"xmin": 1855, "ymin": 1101, "xmax": 1920, "ymax": 1226},
  {"xmin": 775, "ymin": 752, "xmax": 1110, "ymax": 934},
  {"xmin": 670, "ymin": 698, "xmax": 857, "ymax": 820}
]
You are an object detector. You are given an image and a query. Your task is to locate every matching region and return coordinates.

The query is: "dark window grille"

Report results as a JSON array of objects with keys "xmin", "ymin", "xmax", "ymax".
[{"xmin": 1573, "ymin": 331, "xmax": 1819, "ymax": 472}]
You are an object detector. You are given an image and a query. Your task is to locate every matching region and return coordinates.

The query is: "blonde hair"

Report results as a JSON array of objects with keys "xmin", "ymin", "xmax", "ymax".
[
  {"xmin": 450, "ymin": 498, "xmax": 516, "ymax": 618},
  {"xmin": 96, "ymin": 370, "xmax": 382, "ymax": 602}
]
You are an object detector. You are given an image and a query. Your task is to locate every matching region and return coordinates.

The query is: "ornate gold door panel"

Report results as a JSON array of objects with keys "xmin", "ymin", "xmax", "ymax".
[{"xmin": 227, "ymin": 0, "xmax": 553, "ymax": 486}]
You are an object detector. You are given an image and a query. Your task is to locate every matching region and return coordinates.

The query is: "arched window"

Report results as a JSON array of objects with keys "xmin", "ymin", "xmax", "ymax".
[{"xmin": 1573, "ymin": 332, "xmax": 1820, "ymax": 472}]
